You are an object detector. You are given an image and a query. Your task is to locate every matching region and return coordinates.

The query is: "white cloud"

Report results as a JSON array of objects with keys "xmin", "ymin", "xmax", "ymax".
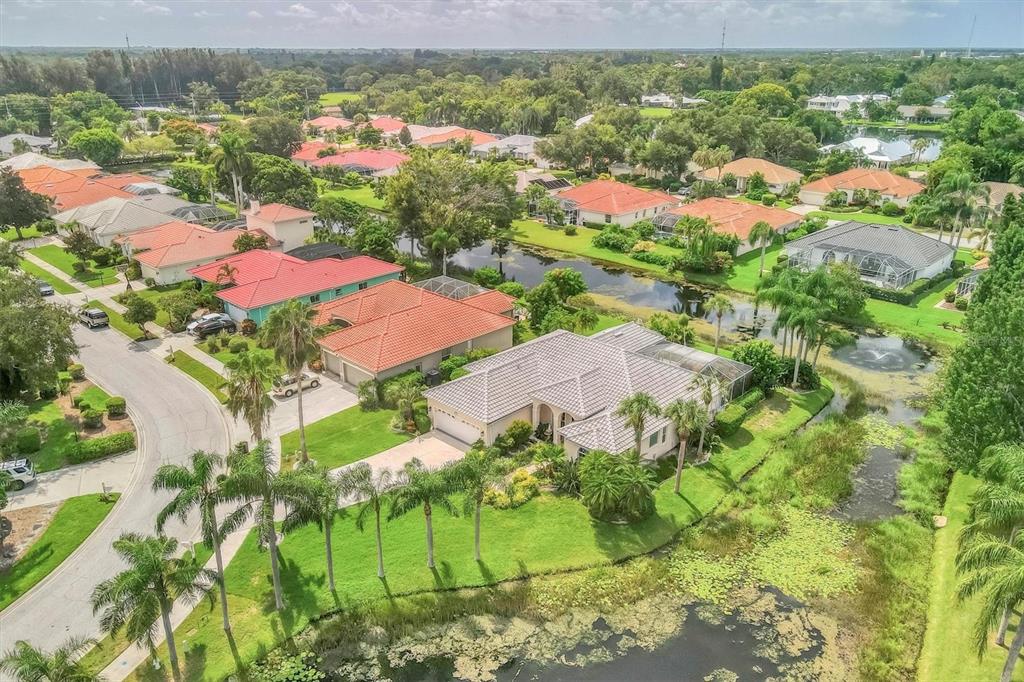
[
  {"xmin": 247, "ymin": 10, "xmax": 263, "ymax": 18},
  {"xmin": 193, "ymin": 9, "xmax": 220, "ymax": 17},
  {"xmin": 129, "ymin": 0, "xmax": 171, "ymax": 15},
  {"xmin": 276, "ymin": 3, "xmax": 317, "ymax": 18}
]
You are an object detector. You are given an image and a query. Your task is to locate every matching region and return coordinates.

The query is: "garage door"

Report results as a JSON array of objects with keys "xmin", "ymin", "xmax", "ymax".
[{"xmin": 432, "ymin": 410, "xmax": 483, "ymax": 445}]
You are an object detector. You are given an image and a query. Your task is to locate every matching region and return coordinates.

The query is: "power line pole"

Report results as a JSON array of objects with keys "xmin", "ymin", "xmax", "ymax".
[
  {"xmin": 720, "ymin": 20, "xmax": 726, "ymax": 53},
  {"xmin": 966, "ymin": 14, "xmax": 977, "ymax": 58}
]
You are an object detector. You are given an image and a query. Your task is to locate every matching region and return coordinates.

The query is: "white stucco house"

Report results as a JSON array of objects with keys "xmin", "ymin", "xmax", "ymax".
[
  {"xmin": 242, "ymin": 202, "xmax": 315, "ymax": 253},
  {"xmin": 806, "ymin": 93, "xmax": 890, "ymax": 116},
  {"xmin": 424, "ymin": 323, "xmax": 753, "ymax": 456},
  {"xmin": 554, "ymin": 179, "xmax": 678, "ymax": 228}
]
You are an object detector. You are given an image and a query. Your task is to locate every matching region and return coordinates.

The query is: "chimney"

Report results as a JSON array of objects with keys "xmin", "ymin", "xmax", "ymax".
[{"xmin": 250, "ymin": 200, "xmax": 261, "ymax": 215}]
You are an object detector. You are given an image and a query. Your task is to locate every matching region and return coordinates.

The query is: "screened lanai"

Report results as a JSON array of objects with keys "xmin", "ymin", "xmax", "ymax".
[
  {"xmin": 788, "ymin": 245, "xmax": 918, "ymax": 289},
  {"xmin": 413, "ymin": 275, "xmax": 487, "ymax": 300}
]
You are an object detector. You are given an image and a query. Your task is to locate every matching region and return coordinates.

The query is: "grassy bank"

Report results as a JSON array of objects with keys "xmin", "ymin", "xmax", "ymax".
[
  {"xmin": 0, "ymin": 494, "xmax": 119, "ymax": 611},
  {"xmin": 167, "ymin": 351, "xmax": 228, "ymax": 403},
  {"xmin": 19, "ymin": 259, "xmax": 80, "ymax": 294},
  {"xmin": 119, "ymin": 382, "xmax": 833, "ymax": 680},
  {"xmin": 30, "ymin": 245, "xmax": 118, "ymax": 287},
  {"xmin": 320, "ymin": 184, "xmax": 387, "ymax": 211},
  {"xmin": 86, "ymin": 301, "xmax": 147, "ymax": 342}
]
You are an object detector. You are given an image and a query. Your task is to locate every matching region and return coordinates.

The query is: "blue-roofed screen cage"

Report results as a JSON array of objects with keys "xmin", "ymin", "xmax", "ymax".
[{"xmin": 788, "ymin": 245, "xmax": 917, "ymax": 289}]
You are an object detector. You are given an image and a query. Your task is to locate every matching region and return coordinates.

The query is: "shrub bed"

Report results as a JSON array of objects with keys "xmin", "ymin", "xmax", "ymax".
[
  {"xmin": 715, "ymin": 403, "xmax": 748, "ymax": 436},
  {"xmin": 70, "ymin": 432, "xmax": 135, "ymax": 463},
  {"xmin": 105, "ymin": 396, "xmax": 126, "ymax": 417},
  {"xmin": 81, "ymin": 409, "xmax": 103, "ymax": 429},
  {"xmin": 15, "ymin": 426, "xmax": 41, "ymax": 453}
]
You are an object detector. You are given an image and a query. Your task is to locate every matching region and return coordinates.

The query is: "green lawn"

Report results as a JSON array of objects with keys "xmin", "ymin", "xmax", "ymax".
[
  {"xmin": 638, "ymin": 106, "xmax": 674, "ymax": 119},
  {"xmin": 29, "ymin": 245, "xmax": 118, "ymax": 287},
  {"xmin": 279, "ymin": 405, "xmax": 410, "ymax": 470},
  {"xmin": 319, "ymin": 92, "xmax": 362, "ymax": 106},
  {"xmin": 128, "ymin": 285, "xmax": 182, "ymax": 329},
  {"xmin": 917, "ymin": 473, "xmax": 1024, "ymax": 681},
  {"xmin": 0, "ymin": 494, "xmax": 119, "ymax": 611},
  {"xmin": 125, "ymin": 383, "xmax": 833, "ymax": 680},
  {"xmin": 2, "ymin": 226, "xmax": 43, "ymax": 242},
  {"xmin": 23, "ymin": 385, "xmax": 110, "ymax": 473},
  {"xmin": 840, "ymin": 118, "xmax": 946, "ymax": 132},
  {"xmin": 732, "ymin": 194, "xmax": 794, "ymax": 209},
  {"xmin": 167, "ymin": 351, "xmax": 227, "ymax": 403},
  {"xmin": 807, "ymin": 210, "xmax": 906, "ymax": 225},
  {"xmin": 19, "ymin": 259, "xmax": 79, "ymax": 294},
  {"xmin": 320, "ymin": 184, "xmax": 388, "ymax": 212},
  {"xmin": 196, "ymin": 336, "xmax": 283, "ymax": 388},
  {"xmin": 86, "ymin": 300, "xmax": 147, "ymax": 342}
]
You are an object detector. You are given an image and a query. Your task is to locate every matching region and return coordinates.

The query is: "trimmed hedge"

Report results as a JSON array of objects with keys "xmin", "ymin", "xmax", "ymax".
[
  {"xmin": 105, "ymin": 396, "xmax": 126, "ymax": 417},
  {"xmin": 715, "ymin": 403, "xmax": 748, "ymax": 437},
  {"xmin": 15, "ymin": 426, "xmax": 41, "ymax": 454},
  {"xmin": 864, "ymin": 264, "xmax": 965, "ymax": 305},
  {"xmin": 70, "ymin": 432, "xmax": 135, "ymax": 464},
  {"xmin": 81, "ymin": 409, "xmax": 103, "ymax": 429},
  {"xmin": 68, "ymin": 364, "xmax": 85, "ymax": 381},
  {"xmin": 734, "ymin": 387, "xmax": 765, "ymax": 411}
]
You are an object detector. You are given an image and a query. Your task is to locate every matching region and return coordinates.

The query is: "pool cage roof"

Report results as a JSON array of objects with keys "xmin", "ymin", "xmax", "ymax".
[
  {"xmin": 788, "ymin": 244, "xmax": 916, "ymax": 288},
  {"xmin": 413, "ymin": 275, "xmax": 487, "ymax": 301},
  {"xmin": 636, "ymin": 341, "xmax": 753, "ymax": 391},
  {"xmin": 170, "ymin": 203, "xmax": 234, "ymax": 224}
]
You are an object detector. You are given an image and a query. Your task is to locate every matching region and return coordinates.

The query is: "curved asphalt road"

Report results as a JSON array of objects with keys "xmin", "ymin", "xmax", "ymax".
[{"xmin": 0, "ymin": 321, "xmax": 230, "ymax": 659}]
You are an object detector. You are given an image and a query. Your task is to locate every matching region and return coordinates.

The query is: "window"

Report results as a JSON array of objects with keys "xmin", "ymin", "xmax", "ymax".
[
  {"xmin": 604, "ymin": 214, "xmax": 612, "ymax": 223},
  {"xmin": 414, "ymin": 363, "xmax": 422, "ymax": 372},
  {"xmin": 335, "ymin": 288, "xmax": 344, "ymax": 295},
  {"xmin": 358, "ymin": 282, "xmax": 368, "ymax": 290},
  {"xmin": 441, "ymin": 347, "xmax": 452, "ymax": 361},
  {"xmin": 309, "ymin": 293, "xmax": 321, "ymax": 303},
  {"xmin": 661, "ymin": 426, "xmax": 667, "ymax": 442},
  {"xmin": 648, "ymin": 432, "xmax": 658, "ymax": 447}
]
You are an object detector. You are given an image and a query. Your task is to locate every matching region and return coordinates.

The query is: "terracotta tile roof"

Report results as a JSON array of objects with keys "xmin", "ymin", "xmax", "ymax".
[
  {"xmin": 290, "ymin": 141, "xmax": 333, "ymax": 162},
  {"xmin": 117, "ymin": 221, "xmax": 256, "ymax": 268},
  {"xmin": 368, "ymin": 116, "xmax": 406, "ymax": 133},
  {"xmin": 310, "ymin": 149, "xmax": 409, "ymax": 171},
  {"xmin": 305, "ymin": 116, "xmax": 354, "ymax": 131},
  {"xmin": 802, "ymin": 168, "xmax": 924, "ymax": 199},
  {"xmin": 414, "ymin": 127, "xmax": 498, "ymax": 147},
  {"xmin": 189, "ymin": 250, "xmax": 404, "ymax": 310},
  {"xmin": 243, "ymin": 203, "xmax": 315, "ymax": 222},
  {"xmin": 316, "ymin": 280, "xmax": 514, "ymax": 373},
  {"xmin": 197, "ymin": 123, "xmax": 219, "ymax": 136},
  {"xmin": 556, "ymin": 179, "xmax": 678, "ymax": 216},
  {"xmin": 461, "ymin": 289, "xmax": 517, "ymax": 315},
  {"xmin": 667, "ymin": 198, "xmax": 799, "ymax": 241},
  {"xmin": 20, "ymin": 166, "xmax": 154, "ymax": 211},
  {"xmin": 699, "ymin": 157, "xmax": 802, "ymax": 185}
]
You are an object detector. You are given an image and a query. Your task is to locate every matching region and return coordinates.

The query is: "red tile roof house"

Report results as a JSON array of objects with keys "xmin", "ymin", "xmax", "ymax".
[
  {"xmin": 242, "ymin": 202, "xmax": 316, "ymax": 252},
  {"xmin": 313, "ymin": 279, "xmax": 516, "ymax": 385},
  {"xmin": 188, "ymin": 250, "xmax": 404, "ymax": 325},
  {"xmin": 114, "ymin": 221, "xmax": 274, "ymax": 285},
  {"xmin": 304, "ymin": 116, "xmax": 355, "ymax": 135},
  {"xmin": 310, "ymin": 149, "xmax": 410, "ymax": 178},
  {"xmin": 367, "ymin": 116, "xmax": 407, "ymax": 137},
  {"xmin": 696, "ymin": 157, "xmax": 803, "ymax": 194},
  {"xmin": 409, "ymin": 126, "xmax": 499, "ymax": 148},
  {"xmin": 654, "ymin": 197, "xmax": 802, "ymax": 255},
  {"xmin": 290, "ymin": 141, "xmax": 334, "ymax": 168},
  {"xmin": 555, "ymin": 179, "xmax": 679, "ymax": 228},
  {"xmin": 799, "ymin": 168, "xmax": 924, "ymax": 208}
]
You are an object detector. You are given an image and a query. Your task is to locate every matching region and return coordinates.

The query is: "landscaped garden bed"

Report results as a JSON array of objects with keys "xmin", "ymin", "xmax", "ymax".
[{"xmin": 29, "ymin": 245, "xmax": 118, "ymax": 288}]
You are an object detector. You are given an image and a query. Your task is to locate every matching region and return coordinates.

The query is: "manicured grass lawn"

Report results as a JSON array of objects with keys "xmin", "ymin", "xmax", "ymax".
[
  {"xmin": 167, "ymin": 351, "xmax": 227, "ymax": 404},
  {"xmin": 0, "ymin": 494, "xmax": 119, "ymax": 611},
  {"xmin": 917, "ymin": 473, "xmax": 1024, "ymax": 681},
  {"xmin": 128, "ymin": 285, "xmax": 181, "ymax": 329},
  {"xmin": 320, "ymin": 184, "xmax": 387, "ymax": 212},
  {"xmin": 319, "ymin": 91, "xmax": 362, "ymax": 106},
  {"xmin": 19, "ymin": 259, "xmax": 79, "ymax": 294},
  {"xmin": 86, "ymin": 300, "xmax": 147, "ymax": 342},
  {"xmin": 732, "ymin": 194, "xmax": 794, "ymax": 209},
  {"xmin": 30, "ymin": 245, "xmax": 118, "ymax": 287},
  {"xmin": 638, "ymin": 106, "xmax": 674, "ymax": 119},
  {"xmin": 24, "ymin": 385, "xmax": 110, "ymax": 473},
  {"xmin": 279, "ymin": 405, "xmax": 409, "ymax": 470},
  {"xmin": 862, "ymin": 290, "xmax": 965, "ymax": 349},
  {"xmin": 808, "ymin": 210, "xmax": 906, "ymax": 225},
  {"xmin": 129, "ymin": 383, "xmax": 833, "ymax": 680},
  {"xmin": 196, "ymin": 336, "xmax": 283, "ymax": 388},
  {"xmin": 2, "ymin": 226, "xmax": 43, "ymax": 241}
]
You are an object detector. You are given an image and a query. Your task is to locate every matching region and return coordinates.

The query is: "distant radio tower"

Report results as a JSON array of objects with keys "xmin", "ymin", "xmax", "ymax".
[
  {"xmin": 125, "ymin": 33, "xmax": 131, "ymax": 49},
  {"xmin": 966, "ymin": 14, "xmax": 977, "ymax": 58},
  {"xmin": 720, "ymin": 20, "xmax": 726, "ymax": 53}
]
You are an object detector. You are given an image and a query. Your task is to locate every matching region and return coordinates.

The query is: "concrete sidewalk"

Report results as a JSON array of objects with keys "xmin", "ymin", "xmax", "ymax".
[{"xmin": 6, "ymin": 452, "xmax": 137, "ymax": 510}]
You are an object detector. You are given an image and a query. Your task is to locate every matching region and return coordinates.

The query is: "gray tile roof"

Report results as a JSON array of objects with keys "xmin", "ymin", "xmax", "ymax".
[
  {"xmin": 54, "ymin": 196, "xmax": 195, "ymax": 236},
  {"xmin": 424, "ymin": 324, "xmax": 740, "ymax": 453},
  {"xmin": 784, "ymin": 221, "xmax": 955, "ymax": 271},
  {"xmin": 0, "ymin": 134, "xmax": 53, "ymax": 156}
]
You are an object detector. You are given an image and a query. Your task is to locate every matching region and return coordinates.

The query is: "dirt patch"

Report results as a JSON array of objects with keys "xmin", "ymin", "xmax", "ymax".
[{"xmin": 0, "ymin": 502, "xmax": 59, "ymax": 569}]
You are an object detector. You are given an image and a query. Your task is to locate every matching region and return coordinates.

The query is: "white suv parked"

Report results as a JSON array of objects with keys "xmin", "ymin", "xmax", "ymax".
[
  {"xmin": 272, "ymin": 373, "xmax": 320, "ymax": 398},
  {"xmin": 2, "ymin": 459, "xmax": 36, "ymax": 490}
]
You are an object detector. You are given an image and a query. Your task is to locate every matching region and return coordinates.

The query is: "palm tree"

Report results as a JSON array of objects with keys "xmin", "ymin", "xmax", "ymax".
[
  {"xmin": 224, "ymin": 351, "xmax": 276, "ymax": 442},
  {"xmin": 220, "ymin": 441, "xmax": 291, "ymax": 611},
  {"xmin": 450, "ymin": 450, "xmax": 502, "ymax": 562},
  {"xmin": 0, "ymin": 637, "xmax": 101, "ymax": 682},
  {"xmin": 215, "ymin": 263, "xmax": 238, "ymax": 285},
  {"xmin": 912, "ymin": 137, "xmax": 931, "ymax": 164},
  {"xmin": 663, "ymin": 399, "xmax": 704, "ymax": 494},
  {"xmin": 693, "ymin": 144, "xmax": 734, "ymax": 186},
  {"xmin": 423, "ymin": 228, "xmax": 461, "ymax": 276},
  {"xmin": 706, "ymin": 293, "xmax": 734, "ymax": 354},
  {"xmin": 747, "ymin": 220, "xmax": 778, "ymax": 278},
  {"xmin": 345, "ymin": 462, "xmax": 395, "ymax": 578},
  {"xmin": 383, "ymin": 379, "xmax": 422, "ymax": 424},
  {"xmin": 388, "ymin": 458, "xmax": 458, "ymax": 569},
  {"xmin": 692, "ymin": 375, "xmax": 718, "ymax": 460},
  {"xmin": 937, "ymin": 171, "xmax": 989, "ymax": 249},
  {"xmin": 91, "ymin": 533, "xmax": 215, "ymax": 680},
  {"xmin": 572, "ymin": 308, "xmax": 599, "ymax": 334},
  {"xmin": 279, "ymin": 464, "xmax": 347, "ymax": 592},
  {"xmin": 210, "ymin": 129, "xmax": 252, "ymax": 214},
  {"xmin": 152, "ymin": 450, "xmax": 241, "ymax": 633},
  {"xmin": 615, "ymin": 451, "xmax": 657, "ymax": 519},
  {"xmin": 262, "ymin": 300, "xmax": 319, "ymax": 465},
  {"xmin": 615, "ymin": 393, "xmax": 661, "ymax": 455}
]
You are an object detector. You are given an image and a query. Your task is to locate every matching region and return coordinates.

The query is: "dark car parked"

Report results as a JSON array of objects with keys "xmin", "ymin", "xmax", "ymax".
[{"xmin": 193, "ymin": 317, "xmax": 237, "ymax": 339}]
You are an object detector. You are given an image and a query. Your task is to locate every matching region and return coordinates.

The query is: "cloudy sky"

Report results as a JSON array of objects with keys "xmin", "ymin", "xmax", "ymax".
[{"xmin": 2, "ymin": 0, "xmax": 1022, "ymax": 49}]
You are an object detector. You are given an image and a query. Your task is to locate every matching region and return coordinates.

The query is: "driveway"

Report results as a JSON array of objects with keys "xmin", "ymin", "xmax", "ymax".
[
  {"xmin": 332, "ymin": 431, "xmax": 468, "ymax": 478},
  {"xmin": 0, "ymin": 317, "xmax": 230, "ymax": 663},
  {"xmin": 6, "ymin": 452, "xmax": 136, "ymax": 511}
]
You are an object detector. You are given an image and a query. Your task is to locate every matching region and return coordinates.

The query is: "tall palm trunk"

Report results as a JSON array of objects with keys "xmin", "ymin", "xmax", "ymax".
[
  {"xmin": 266, "ymin": 506, "xmax": 284, "ymax": 610},
  {"xmin": 424, "ymin": 502, "xmax": 435, "ymax": 568},
  {"xmin": 998, "ymin": 606, "xmax": 1013, "ymax": 646},
  {"xmin": 324, "ymin": 518, "xmax": 335, "ymax": 592},
  {"xmin": 758, "ymin": 243, "xmax": 767, "ymax": 277},
  {"xmin": 374, "ymin": 505, "xmax": 386, "ymax": 578},
  {"xmin": 674, "ymin": 436, "xmax": 689, "ymax": 494},
  {"xmin": 160, "ymin": 598, "xmax": 180, "ymax": 679},
  {"xmin": 812, "ymin": 339, "xmax": 826, "ymax": 374},
  {"xmin": 696, "ymin": 424, "xmax": 707, "ymax": 461},
  {"xmin": 230, "ymin": 171, "xmax": 242, "ymax": 214},
  {"xmin": 210, "ymin": 506, "xmax": 231, "ymax": 632},
  {"xmin": 714, "ymin": 315, "xmax": 723, "ymax": 354},
  {"xmin": 441, "ymin": 247, "xmax": 448, "ymax": 276},
  {"xmin": 1001, "ymin": 613, "xmax": 1024, "ymax": 682},
  {"xmin": 791, "ymin": 335, "xmax": 804, "ymax": 388},
  {"xmin": 296, "ymin": 371, "xmax": 308, "ymax": 464},
  {"xmin": 474, "ymin": 500, "xmax": 482, "ymax": 562}
]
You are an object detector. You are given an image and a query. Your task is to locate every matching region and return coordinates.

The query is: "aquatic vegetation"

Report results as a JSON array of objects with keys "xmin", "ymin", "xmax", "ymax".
[
  {"xmin": 859, "ymin": 412, "xmax": 911, "ymax": 449},
  {"xmin": 666, "ymin": 549, "xmax": 746, "ymax": 605}
]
